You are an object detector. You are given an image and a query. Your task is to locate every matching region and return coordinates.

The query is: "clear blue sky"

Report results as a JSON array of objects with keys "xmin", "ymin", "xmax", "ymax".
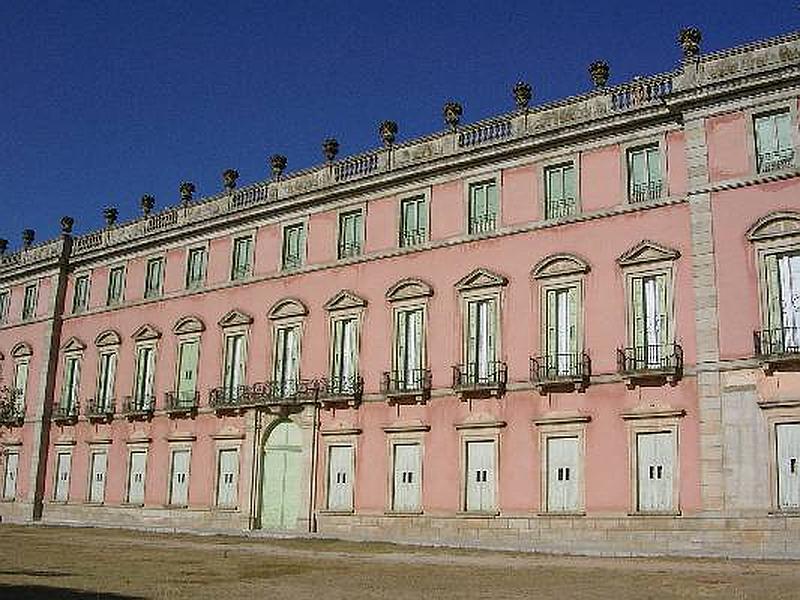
[{"xmin": 0, "ymin": 1, "xmax": 795, "ymax": 246}]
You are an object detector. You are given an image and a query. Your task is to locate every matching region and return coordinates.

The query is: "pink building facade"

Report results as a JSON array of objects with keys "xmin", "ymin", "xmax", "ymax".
[{"xmin": 2, "ymin": 29, "xmax": 800, "ymax": 557}]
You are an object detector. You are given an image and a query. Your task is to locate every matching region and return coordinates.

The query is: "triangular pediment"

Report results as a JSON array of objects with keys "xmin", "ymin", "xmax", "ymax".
[
  {"xmin": 131, "ymin": 323, "xmax": 162, "ymax": 341},
  {"xmin": 10, "ymin": 342, "xmax": 32, "ymax": 358},
  {"xmin": 746, "ymin": 211, "xmax": 800, "ymax": 241},
  {"xmin": 532, "ymin": 253, "xmax": 591, "ymax": 279},
  {"xmin": 61, "ymin": 337, "xmax": 86, "ymax": 353},
  {"xmin": 386, "ymin": 278, "xmax": 434, "ymax": 302},
  {"xmin": 455, "ymin": 268, "xmax": 508, "ymax": 291},
  {"xmin": 173, "ymin": 316, "xmax": 205, "ymax": 335},
  {"xmin": 324, "ymin": 290, "xmax": 367, "ymax": 312},
  {"xmin": 218, "ymin": 309, "xmax": 254, "ymax": 328},
  {"xmin": 268, "ymin": 298, "xmax": 309, "ymax": 320},
  {"xmin": 95, "ymin": 329, "xmax": 122, "ymax": 347},
  {"xmin": 617, "ymin": 240, "xmax": 680, "ymax": 267}
]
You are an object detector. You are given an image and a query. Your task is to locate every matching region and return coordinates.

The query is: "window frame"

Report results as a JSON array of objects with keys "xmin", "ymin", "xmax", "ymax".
[
  {"xmin": 71, "ymin": 272, "xmax": 91, "ymax": 314},
  {"xmin": 53, "ymin": 448, "xmax": 73, "ymax": 503},
  {"xmin": 86, "ymin": 446, "xmax": 109, "ymax": 504},
  {"xmin": 747, "ymin": 101, "xmax": 799, "ymax": 175},
  {"xmin": 167, "ymin": 444, "xmax": 192, "ymax": 508},
  {"xmin": 620, "ymin": 135, "xmax": 668, "ymax": 205},
  {"xmin": 540, "ymin": 155, "xmax": 581, "ymax": 220},
  {"xmin": 383, "ymin": 426, "xmax": 427, "ymax": 515},
  {"xmin": 2, "ymin": 449, "xmax": 20, "ymax": 501},
  {"xmin": 230, "ymin": 232, "xmax": 256, "ymax": 281},
  {"xmin": 184, "ymin": 243, "xmax": 209, "ymax": 290},
  {"xmin": 106, "ymin": 264, "xmax": 126, "ymax": 306},
  {"xmin": 398, "ymin": 190, "xmax": 430, "ymax": 248},
  {"xmin": 534, "ymin": 414, "xmax": 590, "ymax": 515},
  {"xmin": 143, "ymin": 255, "xmax": 165, "ymax": 299},
  {"xmin": 0, "ymin": 289, "xmax": 10, "ymax": 325},
  {"xmin": 21, "ymin": 282, "xmax": 38, "ymax": 321},
  {"xmin": 323, "ymin": 441, "xmax": 356, "ymax": 513},
  {"xmin": 337, "ymin": 207, "xmax": 365, "ymax": 260},
  {"xmin": 132, "ymin": 341, "xmax": 157, "ymax": 403},
  {"xmin": 456, "ymin": 424, "xmax": 503, "ymax": 515},
  {"xmin": 464, "ymin": 172, "xmax": 502, "ymax": 236},
  {"xmin": 213, "ymin": 444, "xmax": 241, "ymax": 510},
  {"xmin": 281, "ymin": 220, "xmax": 307, "ymax": 271},
  {"xmin": 620, "ymin": 259, "xmax": 676, "ymax": 353},
  {"xmin": 125, "ymin": 446, "xmax": 149, "ymax": 506},
  {"xmin": 221, "ymin": 328, "xmax": 249, "ymax": 395}
]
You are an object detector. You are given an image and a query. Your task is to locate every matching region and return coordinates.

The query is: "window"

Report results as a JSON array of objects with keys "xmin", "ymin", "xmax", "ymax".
[
  {"xmin": 274, "ymin": 325, "xmax": 300, "ymax": 397},
  {"xmin": 465, "ymin": 440, "xmax": 496, "ymax": 512},
  {"xmin": 0, "ymin": 290, "xmax": 9, "ymax": 324},
  {"xmin": 762, "ymin": 252, "xmax": 800, "ymax": 353},
  {"xmin": 282, "ymin": 223, "xmax": 305, "ymax": 270},
  {"xmin": 88, "ymin": 451, "xmax": 107, "ymax": 504},
  {"xmin": 754, "ymin": 111, "xmax": 794, "ymax": 173},
  {"xmin": 54, "ymin": 452, "xmax": 72, "ymax": 502},
  {"xmin": 392, "ymin": 443, "xmax": 422, "ymax": 512},
  {"xmin": 331, "ymin": 317, "xmax": 358, "ymax": 391},
  {"xmin": 60, "ymin": 356, "xmax": 81, "ymax": 409},
  {"xmin": 185, "ymin": 247, "xmax": 207, "ymax": 289},
  {"xmin": 399, "ymin": 196, "xmax": 428, "ymax": 247},
  {"xmin": 72, "ymin": 274, "xmax": 90, "ymax": 313},
  {"xmin": 3, "ymin": 452, "xmax": 19, "ymax": 500},
  {"xmin": 635, "ymin": 431, "xmax": 675, "ymax": 513},
  {"xmin": 338, "ymin": 210, "xmax": 363, "ymax": 259},
  {"xmin": 630, "ymin": 273, "xmax": 670, "ymax": 367},
  {"xmin": 393, "ymin": 307, "xmax": 424, "ymax": 390},
  {"xmin": 776, "ymin": 423, "xmax": 800, "ymax": 510},
  {"xmin": 169, "ymin": 449, "xmax": 190, "ymax": 506},
  {"xmin": 543, "ymin": 287, "xmax": 578, "ymax": 376},
  {"xmin": 21, "ymin": 284, "xmax": 37, "ymax": 320},
  {"xmin": 327, "ymin": 445, "xmax": 354, "ymax": 511},
  {"xmin": 231, "ymin": 236, "xmax": 253, "ymax": 280},
  {"xmin": 127, "ymin": 450, "xmax": 147, "ymax": 504},
  {"xmin": 464, "ymin": 298, "xmax": 498, "ymax": 384},
  {"xmin": 544, "ymin": 163, "xmax": 576, "ymax": 219},
  {"xmin": 546, "ymin": 436, "xmax": 580, "ymax": 513},
  {"xmin": 176, "ymin": 340, "xmax": 200, "ymax": 404},
  {"xmin": 627, "ymin": 145, "xmax": 662, "ymax": 202},
  {"xmin": 144, "ymin": 257, "xmax": 164, "ymax": 299},
  {"xmin": 13, "ymin": 361, "xmax": 28, "ymax": 410},
  {"xmin": 96, "ymin": 352, "xmax": 117, "ymax": 409},
  {"xmin": 223, "ymin": 334, "xmax": 246, "ymax": 397},
  {"xmin": 468, "ymin": 180, "xmax": 498, "ymax": 234},
  {"xmin": 216, "ymin": 448, "xmax": 239, "ymax": 508},
  {"xmin": 106, "ymin": 266, "xmax": 125, "ymax": 305},
  {"xmin": 133, "ymin": 345, "xmax": 155, "ymax": 405}
]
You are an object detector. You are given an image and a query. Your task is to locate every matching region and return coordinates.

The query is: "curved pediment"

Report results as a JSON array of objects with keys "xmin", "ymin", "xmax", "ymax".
[
  {"xmin": 131, "ymin": 323, "xmax": 162, "ymax": 341},
  {"xmin": 95, "ymin": 329, "xmax": 122, "ymax": 347},
  {"xmin": 324, "ymin": 290, "xmax": 367, "ymax": 312},
  {"xmin": 617, "ymin": 240, "xmax": 680, "ymax": 267},
  {"xmin": 218, "ymin": 309, "xmax": 254, "ymax": 328},
  {"xmin": 10, "ymin": 342, "xmax": 32, "ymax": 359},
  {"xmin": 268, "ymin": 298, "xmax": 309, "ymax": 320},
  {"xmin": 386, "ymin": 278, "xmax": 434, "ymax": 302},
  {"xmin": 455, "ymin": 268, "xmax": 508, "ymax": 291},
  {"xmin": 532, "ymin": 253, "xmax": 591, "ymax": 279},
  {"xmin": 173, "ymin": 315, "xmax": 206, "ymax": 335},
  {"xmin": 61, "ymin": 337, "xmax": 86, "ymax": 353},
  {"xmin": 746, "ymin": 211, "xmax": 800, "ymax": 241}
]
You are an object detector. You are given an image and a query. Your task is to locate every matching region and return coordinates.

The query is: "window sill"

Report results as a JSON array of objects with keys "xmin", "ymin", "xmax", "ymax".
[
  {"xmin": 120, "ymin": 502, "xmax": 145, "ymax": 508},
  {"xmin": 0, "ymin": 498, "xmax": 16, "ymax": 503},
  {"xmin": 164, "ymin": 504, "xmax": 188, "ymax": 510},
  {"xmin": 318, "ymin": 509, "xmax": 354, "ymax": 516},
  {"xmin": 627, "ymin": 510, "xmax": 681, "ymax": 517},
  {"xmin": 456, "ymin": 510, "xmax": 500, "ymax": 518},
  {"xmin": 384, "ymin": 510, "xmax": 424, "ymax": 517},
  {"xmin": 768, "ymin": 510, "xmax": 800, "ymax": 517},
  {"xmin": 212, "ymin": 506, "xmax": 240, "ymax": 513},
  {"xmin": 536, "ymin": 511, "xmax": 586, "ymax": 517}
]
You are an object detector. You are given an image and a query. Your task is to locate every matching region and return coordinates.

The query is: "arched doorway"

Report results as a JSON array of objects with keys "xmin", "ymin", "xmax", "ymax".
[{"xmin": 260, "ymin": 420, "xmax": 303, "ymax": 530}]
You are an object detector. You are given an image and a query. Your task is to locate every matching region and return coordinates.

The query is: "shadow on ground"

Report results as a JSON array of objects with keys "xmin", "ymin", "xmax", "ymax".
[{"xmin": 0, "ymin": 584, "xmax": 143, "ymax": 599}]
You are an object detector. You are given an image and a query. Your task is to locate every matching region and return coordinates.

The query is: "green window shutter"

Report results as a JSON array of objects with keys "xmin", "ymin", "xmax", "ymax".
[
  {"xmin": 395, "ymin": 310, "xmax": 408, "ymax": 376},
  {"xmin": 223, "ymin": 337, "xmax": 236, "ymax": 391},
  {"xmin": 629, "ymin": 150, "xmax": 646, "ymax": 188},
  {"xmin": 134, "ymin": 348, "xmax": 146, "ymax": 399},
  {"xmin": 274, "ymin": 327, "xmax": 287, "ymax": 382},
  {"xmin": 486, "ymin": 299, "xmax": 497, "ymax": 365},
  {"xmin": 417, "ymin": 199, "xmax": 428, "ymax": 236},
  {"xmin": 563, "ymin": 165, "xmax": 576, "ymax": 200},
  {"xmin": 567, "ymin": 286, "xmax": 578, "ymax": 354},
  {"xmin": 486, "ymin": 182, "xmax": 498, "ymax": 218},
  {"xmin": 354, "ymin": 213, "xmax": 363, "ymax": 248},
  {"xmin": 331, "ymin": 320, "xmax": 343, "ymax": 379},
  {"xmin": 755, "ymin": 115, "xmax": 777, "ymax": 155},
  {"xmin": 547, "ymin": 168, "xmax": 562, "ymax": 203},
  {"xmin": 545, "ymin": 289, "xmax": 558, "ymax": 359},
  {"xmin": 776, "ymin": 113, "xmax": 793, "ymax": 151},
  {"xmin": 647, "ymin": 148, "xmax": 661, "ymax": 184},
  {"xmin": 286, "ymin": 326, "xmax": 299, "ymax": 384},
  {"xmin": 178, "ymin": 341, "xmax": 199, "ymax": 397},
  {"xmin": 655, "ymin": 274, "xmax": 669, "ymax": 348},
  {"xmin": 234, "ymin": 336, "xmax": 246, "ymax": 388},
  {"xmin": 765, "ymin": 254, "xmax": 783, "ymax": 332},
  {"xmin": 14, "ymin": 363, "xmax": 28, "ymax": 405},
  {"xmin": 411, "ymin": 309, "xmax": 423, "ymax": 373},
  {"xmin": 466, "ymin": 301, "xmax": 478, "ymax": 367},
  {"xmin": 631, "ymin": 277, "xmax": 646, "ymax": 349},
  {"xmin": 344, "ymin": 319, "xmax": 357, "ymax": 378}
]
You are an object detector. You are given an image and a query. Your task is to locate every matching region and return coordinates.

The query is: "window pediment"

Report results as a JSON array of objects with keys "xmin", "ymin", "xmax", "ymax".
[
  {"xmin": 61, "ymin": 337, "xmax": 86, "ymax": 353},
  {"xmin": 746, "ymin": 211, "xmax": 800, "ymax": 242},
  {"xmin": 324, "ymin": 290, "xmax": 367, "ymax": 312},
  {"xmin": 10, "ymin": 342, "xmax": 32, "ymax": 359},
  {"xmin": 455, "ymin": 268, "xmax": 508, "ymax": 291},
  {"xmin": 95, "ymin": 329, "xmax": 122, "ymax": 347},
  {"xmin": 131, "ymin": 323, "xmax": 162, "ymax": 341},
  {"xmin": 617, "ymin": 240, "xmax": 680, "ymax": 267},
  {"xmin": 268, "ymin": 298, "xmax": 309, "ymax": 320},
  {"xmin": 173, "ymin": 316, "xmax": 205, "ymax": 335},
  {"xmin": 386, "ymin": 278, "xmax": 434, "ymax": 302},
  {"xmin": 532, "ymin": 253, "xmax": 590, "ymax": 279},
  {"xmin": 218, "ymin": 309, "xmax": 254, "ymax": 328}
]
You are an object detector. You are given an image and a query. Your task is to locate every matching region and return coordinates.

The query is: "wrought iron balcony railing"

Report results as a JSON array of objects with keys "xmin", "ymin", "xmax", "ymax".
[
  {"xmin": 52, "ymin": 402, "xmax": 80, "ymax": 424},
  {"xmin": 264, "ymin": 379, "xmax": 318, "ymax": 405},
  {"xmin": 85, "ymin": 397, "xmax": 115, "ymax": 422},
  {"xmin": 452, "ymin": 361, "xmax": 508, "ymax": 398},
  {"xmin": 530, "ymin": 353, "xmax": 591, "ymax": 394},
  {"xmin": 400, "ymin": 228, "xmax": 427, "ymax": 248},
  {"xmin": 165, "ymin": 391, "xmax": 199, "ymax": 416},
  {"xmin": 338, "ymin": 241, "xmax": 362, "ymax": 259},
  {"xmin": 282, "ymin": 253, "xmax": 303, "ymax": 270},
  {"xmin": 121, "ymin": 395, "xmax": 156, "ymax": 419},
  {"xmin": 545, "ymin": 196, "xmax": 577, "ymax": 220},
  {"xmin": 382, "ymin": 369, "xmax": 432, "ymax": 403},
  {"xmin": 317, "ymin": 375, "xmax": 364, "ymax": 407},
  {"xmin": 468, "ymin": 214, "xmax": 497, "ymax": 235},
  {"xmin": 629, "ymin": 180, "xmax": 663, "ymax": 203},
  {"xmin": 754, "ymin": 327, "xmax": 800, "ymax": 373},
  {"xmin": 757, "ymin": 148, "xmax": 795, "ymax": 173},
  {"xmin": 617, "ymin": 343, "xmax": 683, "ymax": 388},
  {"xmin": 209, "ymin": 385, "xmax": 254, "ymax": 411},
  {"xmin": 0, "ymin": 389, "xmax": 24, "ymax": 426}
]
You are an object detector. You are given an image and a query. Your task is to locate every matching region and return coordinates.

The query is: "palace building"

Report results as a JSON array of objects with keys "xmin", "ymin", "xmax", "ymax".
[{"xmin": 1, "ymin": 27, "xmax": 800, "ymax": 557}]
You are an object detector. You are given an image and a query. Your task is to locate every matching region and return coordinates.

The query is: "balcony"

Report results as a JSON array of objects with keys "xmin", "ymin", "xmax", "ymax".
[
  {"xmin": 617, "ymin": 343, "xmax": 683, "ymax": 389},
  {"xmin": 468, "ymin": 214, "xmax": 497, "ymax": 235},
  {"xmin": 400, "ymin": 228, "xmax": 427, "ymax": 248},
  {"xmin": 264, "ymin": 379, "xmax": 318, "ymax": 407},
  {"xmin": 382, "ymin": 369, "xmax": 432, "ymax": 404},
  {"xmin": 209, "ymin": 385, "xmax": 253, "ymax": 413},
  {"xmin": 282, "ymin": 253, "xmax": 303, "ymax": 270},
  {"xmin": 754, "ymin": 327, "xmax": 800, "ymax": 374},
  {"xmin": 757, "ymin": 149, "xmax": 795, "ymax": 174},
  {"xmin": 52, "ymin": 402, "xmax": 80, "ymax": 425},
  {"xmin": 530, "ymin": 353, "xmax": 591, "ymax": 395},
  {"xmin": 317, "ymin": 375, "xmax": 364, "ymax": 408},
  {"xmin": 452, "ymin": 361, "xmax": 508, "ymax": 399},
  {"xmin": 545, "ymin": 196, "xmax": 577, "ymax": 220},
  {"xmin": 165, "ymin": 391, "xmax": 199, "ymax": 417},
  {"xmin": 0, "ymin": 388, "xmax": 24, "ymax": 426},
  {"xmin": 338, "ymin": 241, "xmax": 362, "ymax": 260},
  {"xmin": 85, "ymin": 398, "xmax": 115, "ymax": 423},
  {"xmin": 629, "ymin": 180, "xmax": 663, "ymax": 203},
  {"xmin": 121, "ymin": 395, "xmax": 155, "ymax": 420}
]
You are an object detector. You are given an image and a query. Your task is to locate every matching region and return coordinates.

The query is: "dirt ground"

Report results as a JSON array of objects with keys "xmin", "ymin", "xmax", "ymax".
[{"xmin": 0, "ymin": 525, "xmax": 798, "ymax": 599}]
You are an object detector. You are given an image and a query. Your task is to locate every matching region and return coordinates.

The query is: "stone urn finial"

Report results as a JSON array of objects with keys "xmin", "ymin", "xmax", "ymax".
[
  {"xmin": 379, "ymin": 120, "xmax": 398, "ymax": 147},
  {"xmin": 0, "ymin": 239, "xmax": 8, "ymax": 255},
  {"xmin": 589, "ymin": 60, "xmax": 610, "ymax": 88},
  {"xmin": 323, "ymin": 138, "xmax": 340, "ymax": 162},
  {"xmin": 679, "ymin": 27, "xmax": 702, "ymax": 60},
  {"xmin": 270, "ymin": 154, "xmax": 288, "ymax": 179},
  {"xmin": 223, "ymin": 169, "xmax": 239, "ymax": 191},
  {"xmin": 179, "ymin": 181, "xmax": 196, "ymax": 204},
  {"xmin": 443, "ymin": 101, "xmax": 463, "ymax": 131},
  {"xmin": 103, "ymin": 207, "xmax": 118, "ymax": 227},
  {"xmin": 513, "ymin": 81, "xmax": 533, "ymax": 110},
  {"xmin": 22, "ymin": 229, "xmax": 35, "ymax": 249},
  {"xmin": 140, "ymin": 194, "xmax": 155, "ymax": 216},
  {"xmin": 60, "ymin": 216, "xmax": 74, "ymax": 235}
]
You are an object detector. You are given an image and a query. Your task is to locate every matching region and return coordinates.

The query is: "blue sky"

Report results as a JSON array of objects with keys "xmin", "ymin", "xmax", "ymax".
[{"xmin": 0, "ymin": 1, "xmax": 795, "ymax": 246}]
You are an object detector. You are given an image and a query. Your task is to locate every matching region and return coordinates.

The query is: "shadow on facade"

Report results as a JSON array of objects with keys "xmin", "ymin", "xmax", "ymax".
[{"xmin": 0, "ymin": 583, "xmax": 143, "ymax": 599}]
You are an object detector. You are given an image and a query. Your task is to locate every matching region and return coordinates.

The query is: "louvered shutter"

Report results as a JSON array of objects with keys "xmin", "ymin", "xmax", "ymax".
[{"xmin": 629, "ymin": 150, "xmax": 646, "ymax": 191}]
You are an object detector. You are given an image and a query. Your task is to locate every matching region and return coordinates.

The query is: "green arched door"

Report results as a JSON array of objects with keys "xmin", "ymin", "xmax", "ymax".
[{"xmin": 260, "ymin": 420, "xmax": 303, "ymax": 530}]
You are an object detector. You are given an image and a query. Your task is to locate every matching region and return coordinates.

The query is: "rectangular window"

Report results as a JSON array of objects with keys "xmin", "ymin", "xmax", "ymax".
[
  {"xmin": 636, "ymin": 431, "xmax": 675, "ymax": 512},
  {"xmin": 331, "ymin": 317, "xmax": 358, "ymax": 390},
  {"xmin": 755, "ymin": 111, "xmax": 794, "ymax": 173},
  {"xmin": 22, "ymin": 284, "xmax": 37, "ymax": 320},
  {"xmin": 216, "ymin": 448, "xmax": 239, "ymax": 508},
  {"xmin": 468, "ymin": 180, "xmax": 498, "ymax": 234},
  {"xmin": 544, "ymin": 163, "xmax": 577, "ymax": 219},
  {"xmin": 465, "ymin": 298, "xmax": 497, "ymax": 384},
  {"xmin": 399, "ymin": 196, "xmax": 428, "ymax": 247},
  {"xmin": 88, "ymin": 451, "xmax": 107, "ymax": 504},
  {"xmin": 144, "ymin": 257, "xmax": 164, "ymax": 299},
  {"xmin": 54, "ymin": 452, "xmax": 72, "ymax": 502},
  {"xmin": 392, "ymin": 443, "xmax": 422, "ymax": 512},
  {"xmin": 176, "ymin": 340, "xmax": 199, "ymax": 403},
  {"xmin": 627, "ymin": 145, "xmax": 662, "ymax": 202},
  {"xmin": 327, "ymin": 445, "xmax": 354, "ymax": 511},
  {"xmin": 97, "ymin": 352, "xmax": 117, "ymax": 408},
  {"xmin": 282, "ymin": 223, "xmax": 305, "ymax": 270},
  {"xmin": 13, "ymin": 362, "xmax": 28, "ymax": 409},
  {"xmin": 631, "ymin": 274, "xmax": 669, "ymax": 367},
  {"xmin": 338, "ymin": 210, "xmax": 363, "ymax": 259},
  {"xmin": 394, "ymin": 308, "xmax": 424, "ymax": 390},
  {"xmin": 185, "ymin": 247, "xmax": 207, "ymax": 289},
  {"xmin": 127, "ymin": 450, "xmax": 147, "ymax": 504},
  {"xmin": 544, "ymin": 287, "xmax": 578, "ymax": 376},
  {"xmin": 274, "ymin": 325, "xmax": 300, "ymax": 397},
  {"xmin": 546, "ymin": 436, "xmax": 580, "ymax": 513},
  {"xmin": 231, "ymin": 236, "xmax": 253, "ymax": 280},
  {"xmin": 465, "ymin": 440, "xmax": 496, "ymax": 512},
  {"xmin": 169, "ymin": 450, "xmax": 190, "ymax": 506},
  {"xmin": 0, "ymin": 290, "xmax": 9, "ymax": 324},
  {"xmin": 72, "ymin": 275, "xmax": 90, "ymax": 314},
  {"xmin": 764, "ymin": 252, "xmax": 800, "ymax": 352},
  {"xmin": 776, "ymin": 423, "xmax": 800, "ymax": 510},
  {"xmin": 223, "ymin": 334, "xmax": 246, "ymax": 396},
  {"xmin": 133, "ymin": 346, "xmax": 155, "ymax": 403},
  {"xmin": 2, "ymin": 452, "xmax": 19, "ymax": 500},
  {"xmin": 61, "ymin": 356, "xmax": 81, "ymax": 409},
  {"xmin": 106, "ymin": 266, "xmax": 125, "ymax": 305}
]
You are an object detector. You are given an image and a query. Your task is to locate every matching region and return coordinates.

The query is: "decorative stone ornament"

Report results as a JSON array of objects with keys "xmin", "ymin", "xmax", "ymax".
[
  {"xmin": 222, "ymin": 169, "xmax": 239, "ymax": 191},
  {"xmin": 323, "ymin": 138, "xmax": 340, "ymax": 162},
  {"xmin": 140, "ymin": 194, "xmax": 155, "ymax": 216},
  {"xmin": 589, "ymin": 61, "xmax": 610, "ymax": 88},
  {"xmin": 513, "ymin": 81, "xmax": 532, "ymax": 109},
  {"xmin": 679, "ymin": 27, "xmax": 702, "ymax": 60},
  {"xmin": 270, "ymin": 154, "xmax": 288, "ymax": 179},
  {"xmin": 443, "ymin": 101, "xmax": 463, "ymax": 130},
  {"xmin": 22, "ymin": 229, "xmax": 35, "ymax": 249},
  {"xmin": 103, "ymin": 207, "xmax": 118, "ymax": 227},
  {"xmin": 379, "ymin": 120, "xmax": 398, "ymax": 147},
  {"xmin": 60, "ymin": 216, "xmax": 74, "ymax": 235},
  {"xmin": 0, "ymin": 239, "xmax": 7, "ymax": 255},
  {"xmin": 179, "ymin": 181, "xmax": 196, "ymax": 204}
]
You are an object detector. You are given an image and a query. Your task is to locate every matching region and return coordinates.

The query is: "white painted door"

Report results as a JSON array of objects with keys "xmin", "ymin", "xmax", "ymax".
[
  {"xmin": 466, "ymin": 440, "xmax": 495, "ymax": 512},
  {"xmin": 327, "ymin": 445, "xmax": 354, "ymax": 511},
  {"xmin": 55, "ymin": 453, "xmax": 71, "ymax": 502},
  {"xmin": 128, "ymin": 451, "xmax": 147, "ymax": 504},
  {"xmin": 637, "ymin": 432, "xmax": 674, "ymax": 512},
  {"xmin": 3, "ymin": 452, "xmax": 18, "ymax": 500},
  {"xmin": 261, "ymin": 422, "xmax": 303, "ymax": 530},
  {"xmin": 216, "ymin": 448, "xmax": 239, "ymax": 508},
  {"xmin": 546, "ymin": 436, "xmax": 580, "ymax": 512},
  {"xmin": 169, "ymin": 450, "xmax": 190, "ymax": 506},
  {"xmin": 392, "ymin": 443, "xmax": 422, "ymax": 512},
  {"xmin": 776, "ymin": 423, "xmax": 800, "ymax": 509},
  {"xmin": 89, "ymin": 452, "xmax": 107, "ymax": 504}
]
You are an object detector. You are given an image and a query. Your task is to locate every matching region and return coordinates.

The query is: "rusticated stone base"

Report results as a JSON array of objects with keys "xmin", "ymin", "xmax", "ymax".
[{"xmin": 0, "ymin": 500, "xmax": 36, "ymax": 523}]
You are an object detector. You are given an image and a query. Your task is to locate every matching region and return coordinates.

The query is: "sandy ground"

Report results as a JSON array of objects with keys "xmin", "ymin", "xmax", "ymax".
[{"xmin": 0, "ymin": 524, "xmax": 797, "ymax": 599}]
